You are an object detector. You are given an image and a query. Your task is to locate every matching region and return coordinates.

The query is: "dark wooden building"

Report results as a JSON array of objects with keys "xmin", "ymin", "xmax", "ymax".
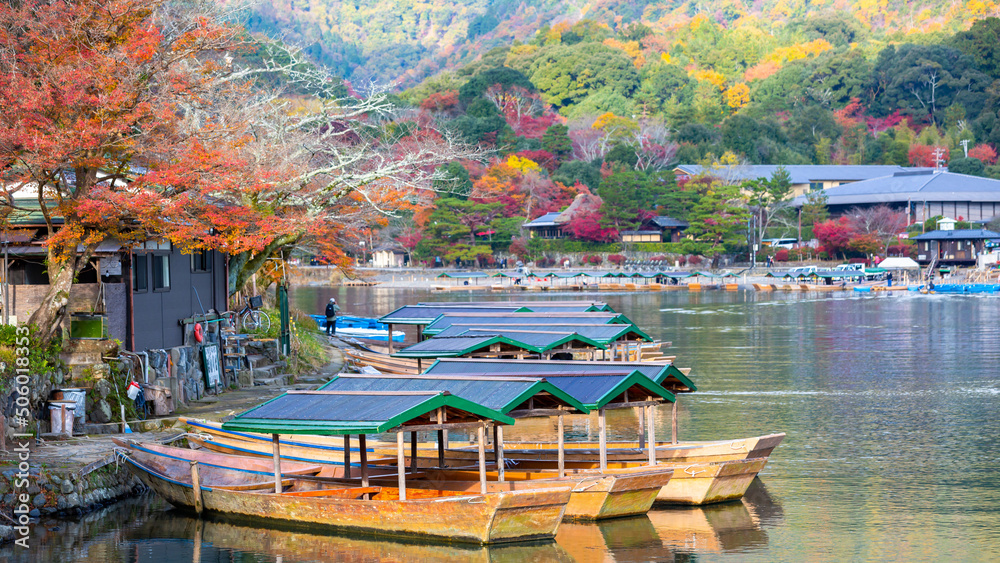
[{"xmin": 911, "ymin": 229, "xmax": 1000, "ymax": 266}]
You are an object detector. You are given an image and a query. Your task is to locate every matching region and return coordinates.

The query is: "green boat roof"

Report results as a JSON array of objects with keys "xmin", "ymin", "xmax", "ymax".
[
  {"xmin": 223, "ymin": 390, "xmax": 514, "ymax": 436},
  {"xmin": 392, "ymin": 332, "xmax": 606, "ymax": 359},
  {"xmin": 318, "ymin": 374, "xmax": 589, "ymax": 415}
]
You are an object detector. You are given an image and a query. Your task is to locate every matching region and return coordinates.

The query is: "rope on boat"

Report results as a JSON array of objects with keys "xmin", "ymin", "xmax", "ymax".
[
  {"xmin": 572, "ymin": 481, "xmax": 598, "ymax": 492},
  {"xmin": 730, "ymin": 441, "xmax": 746, "ymax": 450},
  {"xmin": 683, "ymin": 464, "xmax": 706, "ymax": 477}
]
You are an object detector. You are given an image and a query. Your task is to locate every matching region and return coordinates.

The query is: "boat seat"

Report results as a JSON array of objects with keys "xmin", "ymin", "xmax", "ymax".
[{"xmin": 281, "ymin": 487, "xmax": 382, "ymax": 499}]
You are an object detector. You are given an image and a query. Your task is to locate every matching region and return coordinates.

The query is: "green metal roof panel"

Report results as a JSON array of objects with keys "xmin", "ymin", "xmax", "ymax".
[
  {"xmin": 424, "ymin": 358, "xmax": 696, "ymax": 392},
  {"xmin": 317, "ymin": 374, "xmax": 589, "ymax": 414},
  {"xmin": 422, "ymin": 312, "xmax": 627, "ymax": 335},
  {"xmin": 394, "ymin": 331, "xmax": 605, "ymax": 358},
  {"xmin": 223, "ymin": 390, "xmax": 514, "ymax": 435},
  {"xmin": 434, "ymin": 323, "xmax": 652, "ymax": 344},
  {"xmin": 378, "ymin": 305, "xmax": 530, "ymax": 325}
]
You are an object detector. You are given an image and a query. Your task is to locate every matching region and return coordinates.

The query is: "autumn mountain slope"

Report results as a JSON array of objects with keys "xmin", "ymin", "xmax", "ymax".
[{"xmin": 241, "ymin": 0, "xmax": 993, "ymax": 86}]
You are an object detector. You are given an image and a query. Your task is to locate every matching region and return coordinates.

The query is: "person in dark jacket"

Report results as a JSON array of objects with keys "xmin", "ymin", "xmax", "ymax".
[{"xmin": 325, "ymin": 298, "xmax": 340, "ymax": 335}]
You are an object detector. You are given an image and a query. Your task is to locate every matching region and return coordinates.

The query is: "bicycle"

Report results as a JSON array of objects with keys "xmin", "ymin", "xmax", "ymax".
[{"xmin": 226, "ymin": 295, "xmax": 271, "ymax": 333}]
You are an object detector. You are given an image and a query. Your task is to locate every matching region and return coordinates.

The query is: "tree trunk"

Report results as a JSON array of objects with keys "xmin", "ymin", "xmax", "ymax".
[
  {"xmin": 28, "ymin": 245, "xmax": 96, "ymax": 344},
  {"xmin": 228, "ymin": 234, "xmax": 300, "ymax": 294}
]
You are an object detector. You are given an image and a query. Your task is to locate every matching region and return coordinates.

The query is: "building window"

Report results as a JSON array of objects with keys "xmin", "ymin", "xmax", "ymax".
[
  {"xmin": 924, "ymin": 242, "xmax": 929, "ymax": 251},
  {"xmin": 191, "ymin": 249, "xmax": 212, "ymax": 273},
  {"xmin": 133, "ymin": 254, "xmax": 148, "ymax": 292},
  {"xmin": 152, "ymin": 255, "xmax": 170, "ymax": 291},
  {"xmin": 809, "ymin": 182, "xmax": 823, "ymax": 192}
]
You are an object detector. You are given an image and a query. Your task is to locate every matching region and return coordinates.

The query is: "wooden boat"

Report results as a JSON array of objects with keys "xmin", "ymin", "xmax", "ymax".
[
  {"xmin": 134, "ymin": 508, "xmax": 576, "ymax": 563},
  {"xmin": 117, "ymin": 441, "xmax": 572, "ymax": 544},
  {"xmin": 421, "ymin": 458, "xmax": 767, "ymax": 505},
  {"xmin": 111, "ymin": 438, "xmax": 324, "ymax": 479},
  {"xmin": 184, "ymin": 425, "xmax": 761, "ymax": 505},
  {"xmin": 374, "ymin": 466, "xmax": 673, "ymax": 521},
  {"xmin": 185, "ymin": 433, "xmax": 671, "ymax": 520},
  {"xmin": 183, "ymin": 418, "xmax": 783, "ymax": 465},
  {"xmin": 343, "ymin": 348, "xmax": 421, "ymax": 375}
]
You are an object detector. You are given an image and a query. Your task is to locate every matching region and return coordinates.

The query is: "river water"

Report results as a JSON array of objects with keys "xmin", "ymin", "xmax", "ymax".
[{"xmin": 5, "ymin": 287, "xmax": 1000, "ymax": 562}]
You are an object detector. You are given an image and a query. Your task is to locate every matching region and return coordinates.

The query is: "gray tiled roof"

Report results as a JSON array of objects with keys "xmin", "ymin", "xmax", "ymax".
[
  {"xmin": 911, "ymin": 229, "xmax": 1000, "ymax": 241},
  {"xmin": 790, "ymin": 171, "xmax": 1000, "ymax": 206},
  {"xmin": 676, "ymin": 164, "xmax": 933, "ymax": 184},
  {"xmin": 522, "ymin": 212, "xmax": 565, "ymax": 228}
]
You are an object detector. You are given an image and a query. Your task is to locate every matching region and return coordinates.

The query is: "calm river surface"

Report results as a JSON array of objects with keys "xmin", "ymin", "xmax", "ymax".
[{"xmin": 6, "ymin": 287, "xmax": 1000, "ymax": 562}]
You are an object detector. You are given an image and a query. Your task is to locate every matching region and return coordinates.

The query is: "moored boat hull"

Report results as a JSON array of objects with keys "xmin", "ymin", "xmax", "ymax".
[{"xmin": 121, "ymin": 455, "xmax": 570, "ymax": 544}]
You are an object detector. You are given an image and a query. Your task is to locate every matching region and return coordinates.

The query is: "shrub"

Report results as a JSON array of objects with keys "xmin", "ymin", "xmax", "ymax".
[
  {"xmin": 608, "ymin": 254, "xmax": 626, "ymax": 266},
  {"xmin": 774, "ymin": 248, "xmax": 790, "ymax": 262},
  {"xmin": 582, "ymin": 254, "xmax": 603, "ymax": 265},
  {"xmin": 686, "ymin": 255, "xmax": 702, "ymax": 266}
]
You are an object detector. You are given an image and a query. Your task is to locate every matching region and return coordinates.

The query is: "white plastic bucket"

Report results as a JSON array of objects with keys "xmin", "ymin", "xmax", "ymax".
[
  {"xmin": 126, "ymin": 381, "xmax": 141, "ymax": 400},
  {"xmin": 49, "ymin": 401, "xmax": 77, "ymax": 435},
  {"xmin": 59, "ymin": 389, "xmax": 86, "ymax": 421}
]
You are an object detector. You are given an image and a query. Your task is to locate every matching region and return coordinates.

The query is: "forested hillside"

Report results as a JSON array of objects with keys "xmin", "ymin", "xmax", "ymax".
[
  {"xmin": 240, "ymin": 0, "xmax": 995, "ymax": 86},
  {"xmin": 242, "ymin": 1, "xmax": 1000, "ymax": 265}
]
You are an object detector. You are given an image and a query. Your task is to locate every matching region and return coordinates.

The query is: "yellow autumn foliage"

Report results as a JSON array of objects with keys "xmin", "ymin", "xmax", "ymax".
[
  {"xmin": 506, "ymin": 154, "xmax": 540, "ymax": 173},
  {"xmin": 725, "ymin": 83, "xmax": 750, "ymax": 109}
]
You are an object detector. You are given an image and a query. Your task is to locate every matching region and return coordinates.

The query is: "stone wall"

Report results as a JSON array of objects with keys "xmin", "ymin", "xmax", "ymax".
[{"xmin": 0, "ymin": 459, "xmax": 141, "ymax": 521}]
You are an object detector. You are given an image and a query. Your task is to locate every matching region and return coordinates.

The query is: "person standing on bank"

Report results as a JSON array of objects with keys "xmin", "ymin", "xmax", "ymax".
[{"xmin": 325, "ymin": 298, "xmax": 340, "ymax": 336}]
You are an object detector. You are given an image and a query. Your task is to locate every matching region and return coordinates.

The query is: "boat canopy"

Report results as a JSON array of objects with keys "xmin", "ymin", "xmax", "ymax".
[
  {"xmin": 378, "ymin": 304, "xmax": 529, "ymax": 325},
  {"xmin": 418, "ymin": 300, "xmax": 615, "ymax": 313},
  {"xmin": 424, "ymin": 358, "xmax": 697, "ymax": 393},
  {"xmin": 422, "ymin": 312, "xmax": 632, "ymax": 336},
  {"xmin": 434, "ymin": 272, "xmax": 490, "ymax": 279},
  {"xmin": 318, "ymin": 374, "xmax": 590, "ymax": 415},
  {"xmin": 222, "ymin": 390, "xmax": 514, "ymax": 435},
  {"xmin": 433, "ymin": 323, "xmax": 652, "ymax": 344},
  {"xmin": 392, "ymin": 332, "xmax": 606, "ymax": 359}
]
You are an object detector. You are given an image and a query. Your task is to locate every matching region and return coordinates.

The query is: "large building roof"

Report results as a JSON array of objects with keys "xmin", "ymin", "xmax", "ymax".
[
  {"xmin": 911, "ymin": 229, "xmax": 1000, "ymax": 241},
  {"xmin": 676, "ymin": 164, "xmax": 933, "ymax": 184},
  {"xmin": 790, "ymin": 170, "xmax": 1000, "ymax": 207}
]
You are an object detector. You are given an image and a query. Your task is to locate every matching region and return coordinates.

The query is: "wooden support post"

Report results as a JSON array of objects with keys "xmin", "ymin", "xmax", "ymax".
[
  {"xmin": 436, "ymin": 408, "xmax": 445, "ymax": 468},
  {"xmin": 477, "ymin": 424, "xmax": 488, "ymax": 494},
  {"xmin": 387, "ymin": 323, "xmax": 394, "ymax": 353},
  {"xmin": 410, "ymin": 431, "xmax": 418, "ymax": 472},
  {"xmin": 271, "ymin": 434, "xmax": 282, "ymax": 494},
  {"xmin": 359, "ymin": 434, "xmax": 369, "ymax": 487},
  {"xmin": 189, "ymin": 461, "xmax": 203, "ymax": 515},
  {"xmin": 638, "ymin": 406, "xmax": 646, "ymax": 450},
  {"xmin": 646, "ymin": 405, "xmax": 657, "ymax": 466},
  {"xmin": 598, "ymin": 408, "xmax": 607, "ymax": 471},
  {"xmin": 496, "ymin": 425, "xmax": 505, "ymax": 482},
  {"xmin": 396, "ymin": 431, "xmax": 406, "ymax": 501},
  {"xmin": 417, "ymin": 324, "xmax": 423, "ymax": 342},
  {"xmin": 492, "ymin": 424, "xmax": 500, "ymax": 464},
  {"xmin": 417, "ymin": 358, "xmax": 422, "ymax": 371},
  {"xmin": 671, "ymin": 401, "xmax": 678, "ymax": 444},
  {"xmin": 343, "ymin": 434, "xmax": 351, "ymax": 479},
  {"xmin": 557, "ymin": 414, "xmax": 565, "ymax": 478}
]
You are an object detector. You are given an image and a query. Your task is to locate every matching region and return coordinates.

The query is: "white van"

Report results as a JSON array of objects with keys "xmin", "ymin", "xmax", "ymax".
[{"xmin": 787, "ymin": 266, "xmax": 817, "ymax": 276}]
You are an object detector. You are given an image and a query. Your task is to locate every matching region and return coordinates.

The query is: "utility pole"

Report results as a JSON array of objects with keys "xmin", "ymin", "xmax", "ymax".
[{"xmin": 960, "ymin": 139, "xmax": 970, "ymax": 159}]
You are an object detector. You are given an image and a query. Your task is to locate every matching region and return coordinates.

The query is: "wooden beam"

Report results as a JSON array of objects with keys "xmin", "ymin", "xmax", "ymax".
[
  {"xmin": 477, "ymin": 424, "xmax": 487, "ymax": 494},
  {"xmin": 189, "ymin": 462, "xmax": 203, "ymax": 515},
  {"xmin": 387, "ymin": 421, "xmax": 486, "ymax": 433},
  {"xmin": 497, "ymin": 425, "xmax": 505, "ymax": 482},
  {"xmin": 396, "ymin": 431, "xmax": 406, "ymax": 501},
  {"xmin": 557, "ymin": 414, "xmax": 565, "ymax": 478},
  {"xmin": 603, "ymin": 399, "xmax": 665, "ymax": 410},
  {"xmin": 598, "ymin": 408, "xmax": 607, "ymax": 471},
  {"xmin": 671, "ymin": 401, "xmax": 678, "ymax": 444},
  {"xmin": 646, "ymin": 405, "xmax": 656, "ymax": 466},
  {"xmin": 410, "ymin": 431, "xmax": 417, "ymax": 472},
  {"xmin": 359, "ymin": 434, "xmax": 368, "ymax": 487},
  {"xmin": 343, "ymin": 435, "xmax": 351, "ymax": 479},
  {"xmin": 271, "ymin": 434, "xmax": 282, "ymax": 494},
  {"xmin": 638, "ymin": 406, "xmax": 646, "ymax": 450},
  {"xmin": 387, "ymin": 323, "xmax": 394, "ymax": 353},
  {"xmin": 436, "ymin": 408, "xmax": 445, "ymax": 468},
  {"xmin": 507, "ymin": 408, "xmax": 574, "ymax": 418}
]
